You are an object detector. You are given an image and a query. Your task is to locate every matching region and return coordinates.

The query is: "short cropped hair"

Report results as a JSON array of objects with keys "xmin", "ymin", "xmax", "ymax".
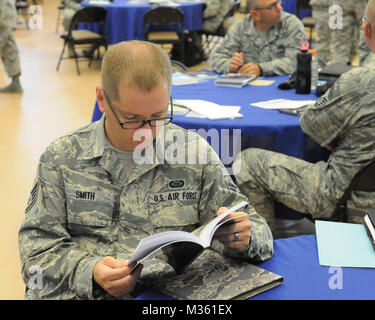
[{"xmin": 101, "ymin": 40, "xmax": 172, "ymax": 101}]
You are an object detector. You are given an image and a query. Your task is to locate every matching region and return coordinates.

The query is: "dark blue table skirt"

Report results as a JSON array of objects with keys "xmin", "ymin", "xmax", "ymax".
[
  {"xmin": 81, "ymin": 0, "xmax": 205, "ymax": 44},
  {"xmin": 283, "ymin": 0, "xmax": 311, "ymax": 18},
  {"xmin": 136, "ymin": 235, "xmax": 375, "ymax": 300}
]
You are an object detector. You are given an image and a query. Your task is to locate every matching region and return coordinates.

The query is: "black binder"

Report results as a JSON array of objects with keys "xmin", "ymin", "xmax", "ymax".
[{"xmin": 363, "ymin": 208, "xmax": 375, "ymax": 250}]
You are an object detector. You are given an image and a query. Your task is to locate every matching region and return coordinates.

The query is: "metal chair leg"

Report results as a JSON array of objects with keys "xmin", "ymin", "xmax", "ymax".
[{"xmin": 56, "ymin": 41, "xmax": 67, "ymax": 71}]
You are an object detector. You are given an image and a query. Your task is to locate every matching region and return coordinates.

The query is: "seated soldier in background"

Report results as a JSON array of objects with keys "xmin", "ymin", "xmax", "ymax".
[
  {"xmin": 202, "ymin": 0, "xmax": 235, "ymax": 33},
  {"xmin": 232, "ymin": 0, "xmax": 375, "ymax": 236},
  {"xmin": 209, "ymin": 0, "xmax": 306, "ymax": 76}
]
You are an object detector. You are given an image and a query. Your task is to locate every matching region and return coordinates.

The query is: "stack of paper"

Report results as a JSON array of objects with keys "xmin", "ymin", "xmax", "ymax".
[
  {"xmin": 251, "ymin": 99, "xmax": 316, "ymax": 110},
  {"xmin": 173, "ymin": 99, "xmax": 243, "ymax": 120}
]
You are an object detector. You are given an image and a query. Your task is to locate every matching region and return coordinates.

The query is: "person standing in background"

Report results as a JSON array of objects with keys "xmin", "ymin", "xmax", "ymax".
[
  {"xmin": 330, "ymin": 0, "xmax": 366, "ymax": 65},
  {"xmin": 309, "ymin": 0, "xmax": 332, "ymax": 66},
  {"xmin": 0, "ymin": 0, "xmax": 22, "ymax": 93}
]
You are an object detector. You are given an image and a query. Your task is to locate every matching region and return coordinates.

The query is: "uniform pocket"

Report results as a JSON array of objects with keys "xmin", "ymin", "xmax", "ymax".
[
  {"xmin": 66, "ymin": 186, "xmax": 114, "ymax": 227},
  {"xmin": 148, "ymin": 189, "xmax": 200, "ymax": 230}
]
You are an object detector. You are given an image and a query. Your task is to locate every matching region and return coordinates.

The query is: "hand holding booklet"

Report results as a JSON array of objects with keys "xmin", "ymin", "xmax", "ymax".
[{"xmin": 129, "ymin": 201, "xmax": 248, "ymax": 273}]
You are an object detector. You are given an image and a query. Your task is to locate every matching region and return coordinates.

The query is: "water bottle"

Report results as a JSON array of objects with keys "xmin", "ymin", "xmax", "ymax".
[
  {"xmin": 310, "ymin": 49, "xmax": 318, "ymax": 91},
  {"xmin": 295, "ymin": 42, "xmax": 312, "ymax": 94}
]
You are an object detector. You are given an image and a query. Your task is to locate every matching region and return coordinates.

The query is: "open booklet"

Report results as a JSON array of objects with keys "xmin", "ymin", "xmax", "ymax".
[{"xmin": 128, "ymin": 201, "xmax": 248, "ymax": 273}]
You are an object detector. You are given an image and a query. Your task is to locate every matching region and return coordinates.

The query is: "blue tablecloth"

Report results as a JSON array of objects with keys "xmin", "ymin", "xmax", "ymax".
[
  {"xmin": 136, "ymin": 235, "xmax": 375, "ymax": 300},
  {"xmin": 81, "ymin": 0, "xmax": 205, "ymax": 44},
  {"xmin": 92, "ymin": 75, "xmax": 329, "ymax": 164}
]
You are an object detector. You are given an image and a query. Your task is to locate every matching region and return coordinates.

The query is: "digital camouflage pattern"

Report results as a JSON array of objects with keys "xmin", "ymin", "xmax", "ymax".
[
  {"xmin": 140, "ymin": 249, "xmax": 283, "ymax": 300},
  {"xmin": 18, "ymin": 116, "xmax": 274, "ymax": 300},
  {"xmin": 330, "ymin": 0, "xmax": 366, "ymax": 64},
  {"xmin": 0, "ymin": 0, "xmax": 21, "ymax": 78},
  {"xmin": 0, "ymin": 0, "xmax": 16, "ymax": 28},
  {"xmin": 209, "ymin": 12, "xmax": 306, "ymax": 75},
  {"xmin": 310, "ymin": 0, "xmax": 333, "ymax": 65},
  {"xmin": 233, "ymin": 66, "xmax": 375, "ymax": 232},
  {"xmin": 202, "ymin": 0, "xmax": 234, "ymax": 33}
]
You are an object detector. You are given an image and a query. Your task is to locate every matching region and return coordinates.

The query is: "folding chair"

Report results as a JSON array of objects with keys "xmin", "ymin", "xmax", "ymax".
[
  {"xmin": 332, "ymin": 158, "xmax": 375, "ymax": 222},
  {"xmin": 143, "ymin": 7, "xmax": 185, "ymax": 64},
  {"xmin": 56, "ymin": 6, "xmax": 107, "ymax": 75}
]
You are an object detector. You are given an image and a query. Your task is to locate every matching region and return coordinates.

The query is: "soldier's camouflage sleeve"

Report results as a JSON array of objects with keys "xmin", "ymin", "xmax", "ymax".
[
  {"xmin": 209, "ymin": 20, "xmax": 245, "ymax": 74},
  {"xmin": 202, "ymin": 0, "xmax": 233, "ymax": 33},
  {"xmin": 203, "ymin": 0, "xmax": 223, "ymax": 18},
  {"xmin": 18, "ymin": 145, "xmax": 102, "ymax": 300},
  {"xmin": 198, "ymin": 146, "xmax": 274, "ymax": 262},
  {"xmin": 300, "ymin": 67, "xmax": 375, "ymax": 148}
]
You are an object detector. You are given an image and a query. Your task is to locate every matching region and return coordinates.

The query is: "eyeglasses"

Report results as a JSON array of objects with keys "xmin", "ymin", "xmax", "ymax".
[
  {"xmin": 254, "ymin": 0, "xmax": 282, "ymax": 11},
  {"xmin": 102, "ymin": 88, "xmax": 174, "ymax": 129}
]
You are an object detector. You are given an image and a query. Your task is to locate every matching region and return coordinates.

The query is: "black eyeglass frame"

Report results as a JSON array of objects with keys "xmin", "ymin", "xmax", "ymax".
[
  {"xmin": 254, "ymin": 0, "xmax": 282, "ymax": 11},
  {"xmin": 102, "ymin": 88, "xmax": 174, "ymax": 130}
]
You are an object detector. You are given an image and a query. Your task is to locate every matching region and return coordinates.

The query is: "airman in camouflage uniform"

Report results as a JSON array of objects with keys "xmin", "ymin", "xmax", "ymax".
[
  {"xmin": 18, "ymin": 40, "xmax": 273, "ymax": 300},
  {"xmin": 202, "ymin": 0, "xmax": 234, "ymax": 33},
  {"xmin": 0, "ymin": 0, "xmax": 22, "ymax": 93},
  {"xmin": 209, "ymin": 0, "xmax": 306, "ymax": 75},
  {"xmin": 310, "ymin": 0, "xmax": 333, "ymax": 65},
  {"xmin": 330, "ymin": 0, "xmax": 366, "ymax": 64},
  {"xmin": 233, "ymin": 65, "xmax": 375, "ymax": 234}
]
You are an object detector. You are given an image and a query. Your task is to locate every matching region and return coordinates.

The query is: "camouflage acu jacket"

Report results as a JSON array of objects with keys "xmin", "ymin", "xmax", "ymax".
[
  {"xmin": 18, "ymin": 116, "xmax": 273, "ymax": 300},
  {"xmin": 209, "ymin": 12, "xmax": 306, "ymax": 75},
  {"xmin": 300, "ymin": 66, "xmax": 375, "ymax": 211}
]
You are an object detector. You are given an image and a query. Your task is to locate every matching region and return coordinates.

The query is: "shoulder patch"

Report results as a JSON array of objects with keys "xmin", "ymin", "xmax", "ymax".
[{"xmin": 26, "ymin": 182, "xmax": 39, "ymax": 213}]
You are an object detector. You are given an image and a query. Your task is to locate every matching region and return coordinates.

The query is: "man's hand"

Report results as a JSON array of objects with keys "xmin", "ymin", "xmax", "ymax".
[
  {"xmin": 213, "ymin": 207, "xmax": 252, "ymax": 250},
  {"xmin": 229, "ymin": 52, "xmax": 245, "ymax": 73},
  {"xmin": 239, "ymin": 62, "xmax": 261, "ymax": 76},
  {"xmin": 93, "ymin": 256, "xmax": 143, "ymax": 297}
]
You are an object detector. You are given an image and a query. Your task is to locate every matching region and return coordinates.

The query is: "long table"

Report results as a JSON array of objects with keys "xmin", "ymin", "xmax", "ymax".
[
  {"xmin": 81, "ymin": 0, "xmax": 205, "ymax": 44},
  {"xmin": 136, "ymin": 235, "xmax": 375, "ymax": 300}
]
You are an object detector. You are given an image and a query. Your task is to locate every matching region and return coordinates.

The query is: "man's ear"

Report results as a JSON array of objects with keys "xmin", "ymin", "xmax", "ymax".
[
  {"xmin": 249, "ymin": 10, "xmax": 260, "ymax": 22},
  {"xmin": 96, "ymin": 86, "xmax": 105, "ymax": 113}
]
